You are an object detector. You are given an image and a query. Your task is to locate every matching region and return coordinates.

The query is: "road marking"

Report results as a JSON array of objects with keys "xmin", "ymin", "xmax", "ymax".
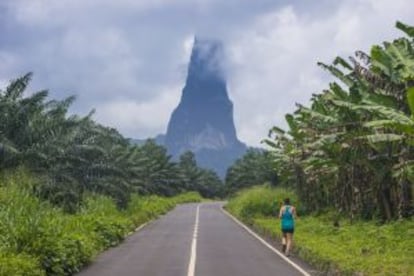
[
  {"xmin": 187, "ymin": 204, "xmax": 200, "ymax": 276},
  {"xmin": 134, "ymin": 222, "xmax": 148, "ymax": 232},
  {"xmin": 221, "ymin": 207, "xmax": 311, "ymax": 276},
  {"xmin": 126, "ymin": 222, "xmax": 149, "ymax": 236}
]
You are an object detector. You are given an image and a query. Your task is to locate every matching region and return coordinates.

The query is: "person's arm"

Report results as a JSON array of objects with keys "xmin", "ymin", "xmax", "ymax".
[{"xmin": 278, "ymin": 206, "xmax": 284, "ymax": 219}]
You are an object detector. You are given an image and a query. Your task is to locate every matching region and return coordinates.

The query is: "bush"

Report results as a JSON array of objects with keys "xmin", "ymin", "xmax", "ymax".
[
  {"xmin": 32, "ymin": 230, "xmax": 97, "ymax": 276},
  {"xmin": 91, "ymin": 217, "xmax": 131, "ymax": 248},
  {"xmin": 0, "ymin": 252, "xmax": 44, "ymax": 276},
  {"xmin": 79, "ymin": 196, "xmax": 133, "ymax": 248},
  {"xmin": 172, "ymin": 192, "xmax": 203, "ymax": 204},
  {"xmin": 226, "ymin": 186, "xmax": 298, "ymax": 222},
  {"xmin": 140, "ymin": 196, "xmax": 174, "ymax": 217}
]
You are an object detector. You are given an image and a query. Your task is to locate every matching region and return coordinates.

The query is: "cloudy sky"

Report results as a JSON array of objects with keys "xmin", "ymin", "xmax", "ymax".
[{"xmin": 0, "ymin": 0, "xmax": 413, "ymax": 147}]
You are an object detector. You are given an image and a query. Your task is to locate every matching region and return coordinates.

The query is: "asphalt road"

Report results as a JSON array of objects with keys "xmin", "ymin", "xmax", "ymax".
[{"xmin": 77, "ymin": 202, "xmax": 309, "ymax": 276}]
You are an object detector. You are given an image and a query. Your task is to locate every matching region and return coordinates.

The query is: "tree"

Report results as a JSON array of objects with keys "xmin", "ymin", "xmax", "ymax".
[
  {"xmin": 225, "ymin": 149, "xmax": 278, "ymax": 195},
  {"xmin": 264, "ymin": 21, "xmax": 414, "ymax": 220}
]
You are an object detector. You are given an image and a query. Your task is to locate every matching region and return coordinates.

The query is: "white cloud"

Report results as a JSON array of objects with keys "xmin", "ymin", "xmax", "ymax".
[
  {"xmin": 182, "ymin": 35, "xmax": 195, "ymax": 63},
  {"xmin": 9, "ymin": 0, "xmax": 176, "ymax": 26},
  {"xmin": 94, "ymin": 84, "xmax": 182, "ymax": 138},
  {"xmin": 7, "ymin": 0, "xmax": 227, "ymax": 28},
  {"xmin": 226, "ymin": 1, "xmax": 414, "ymax": 146},
  {"xmin": 1, "ymin": 0, "xmax": 413, "ymax": 148}
]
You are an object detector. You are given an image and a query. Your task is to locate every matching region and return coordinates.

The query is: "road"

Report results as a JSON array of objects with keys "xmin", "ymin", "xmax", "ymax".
[{"xmin": 77, "ymin": 202, "xmax": 310, "ymax": 276}]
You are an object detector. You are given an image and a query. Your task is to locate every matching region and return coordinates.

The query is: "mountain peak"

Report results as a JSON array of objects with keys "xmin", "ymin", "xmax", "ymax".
[
  {"xmin": 189, "ymin": 37, "xmax": 224, "ymax": 76},
  {"xmin": 164, "ymin": 38, "xmax": 246, "ymax": 177},
  {"xmin": 182, "ymin": 38, "xmax": 227, "ymax": 105}
]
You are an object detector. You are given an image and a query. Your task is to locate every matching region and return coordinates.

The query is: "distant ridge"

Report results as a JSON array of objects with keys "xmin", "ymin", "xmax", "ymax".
[{"xmin": 130, "ymin": 134, "xmax": 165, "ymax": 146}]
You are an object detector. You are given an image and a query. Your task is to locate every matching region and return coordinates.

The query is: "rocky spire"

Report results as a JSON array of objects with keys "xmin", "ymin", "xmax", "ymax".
[{"xmin": 164, "ymin": 37, "xmax": 246, "ymax": 177}]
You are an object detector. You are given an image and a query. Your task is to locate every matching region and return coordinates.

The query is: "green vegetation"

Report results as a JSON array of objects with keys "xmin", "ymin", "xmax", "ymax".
[
  {"xmin": 178, "ymin": 151, "xmax": 224, "ymax": 198},
  {"xmin": 0, "ymin": 171, "xmax": 202, "ymax": 276},
  {"xmin": 254, "ymin": 217, "xmax": 414, "ymax": 275},
  {"xmin": 225, "ymin": 22, "xmax": 414, "ymax": 275},
  {"xmin": 225, "ymin": 149, "xmax": 278, "ymax": 195},
  {"xmin": 263, "ymin": 21, "xmax": 414, "ymax": 220},
  {"xmin": 226, "ymin": 185, "xmax": 296, "ymax": 222},
  {"xmin": 0, "ymin": 75, "xmax": 222, "ymax": 213},
  {"xmin": 2, "ymin": 19, "xmax": 414, "ymax": 276},
  {"xmin": 227, "ymin": 186, "xmax": 414, "ymax": 275},
  {"xmin": 0, "ymin": 25, "xmax": 220, "ymax": 276},
  {"xmin": 0, "ymin": 70, "xmax": 213, "ymax": 275}
]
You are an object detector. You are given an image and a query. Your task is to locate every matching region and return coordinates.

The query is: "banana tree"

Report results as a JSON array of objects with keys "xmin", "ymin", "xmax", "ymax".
[{"xmin": 265, "ymin": 21, "xmax": 414, "ymax": 220}]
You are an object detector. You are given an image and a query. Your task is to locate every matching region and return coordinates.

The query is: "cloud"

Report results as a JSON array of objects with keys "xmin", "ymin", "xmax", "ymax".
[
  {"xmin": 8, "ymin": 0, "xmax": 176, "ymax": 26},
  {"xmin": 225, "ymin": 0, "xmax": 414, "ymax": 146},
  {"xmin": 94, "ymin": 84, "xmax": 182, "ymax": 138},
  {"xmin": 0, "ymin": 0, "xmax": 413, "ymax": 147}
]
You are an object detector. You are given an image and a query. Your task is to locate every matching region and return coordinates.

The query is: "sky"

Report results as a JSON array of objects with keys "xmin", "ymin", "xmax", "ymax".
[{"xmin": 0, "ymin": 0, "xmax": 413, "ymax": 147}]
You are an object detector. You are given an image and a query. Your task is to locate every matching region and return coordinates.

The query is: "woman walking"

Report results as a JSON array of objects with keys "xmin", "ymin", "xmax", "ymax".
[{"xmin": 279, "ymin": 198, "xmax": 297, "ymax": 256}]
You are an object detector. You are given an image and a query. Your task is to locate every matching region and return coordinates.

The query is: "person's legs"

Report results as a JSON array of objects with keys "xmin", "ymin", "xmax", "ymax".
[
  {"xmin": 281, "ymin": 232, "xmax": 287, "ymax": 252},
  {"xmin": 285, "ymin": 233, "xmax": 293, "ymax": 256}
]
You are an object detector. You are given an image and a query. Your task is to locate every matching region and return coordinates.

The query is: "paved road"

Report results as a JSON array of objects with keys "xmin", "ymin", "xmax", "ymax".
[{"xmin": 77, "ymin": 202, "xmax": 308, "ymax": 276}]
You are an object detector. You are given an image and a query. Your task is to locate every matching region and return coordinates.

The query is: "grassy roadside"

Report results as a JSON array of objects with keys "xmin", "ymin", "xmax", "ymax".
[
  {"xmin": 0, "ymin": 172, "xmax": 202, "ymax": 276},
  {"xmin": 226, "ymin": 186, "xmax": 414, "ymax": 275}
]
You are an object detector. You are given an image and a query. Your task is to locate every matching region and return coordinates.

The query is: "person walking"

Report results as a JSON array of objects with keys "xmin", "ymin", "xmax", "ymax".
[{"xmin": 279, "ymin": 198, "xmax": 297, "ymax": 256}]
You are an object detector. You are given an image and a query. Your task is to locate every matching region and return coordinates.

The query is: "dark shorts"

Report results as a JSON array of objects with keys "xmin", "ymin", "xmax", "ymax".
[{"xmin": 282, "ymin": 228, "xmax": 294, "ymax": 234}]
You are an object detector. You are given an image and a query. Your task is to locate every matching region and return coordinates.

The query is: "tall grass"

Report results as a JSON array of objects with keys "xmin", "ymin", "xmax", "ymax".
[
  {"xmin": 0, "ymin": 171, "xmax": 202, "ymax": 276},
  {"xmin": 225, "ymin": 185, "xmax": 298, "ymax": 223},
  {"xmin": 226, "ymin": 185, "xmax": 414, "ymax": 275}
]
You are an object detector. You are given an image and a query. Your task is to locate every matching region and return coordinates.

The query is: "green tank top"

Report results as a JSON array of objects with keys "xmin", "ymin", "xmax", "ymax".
[{"xmin": 281, "ymin": 206, "xmax": 294, "ymax": 230}]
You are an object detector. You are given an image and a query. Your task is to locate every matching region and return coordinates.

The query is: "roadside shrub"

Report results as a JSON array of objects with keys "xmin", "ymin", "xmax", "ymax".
[
  {"xmin": 33, "ymin": 230, "xmax": 97, "ymax": 276},
  {"xmin": 91, "ymin": 217, "xmax": 131, "ymax": 248},
  {"xmin": 172, "ymin": 191, "xmax": 203, "ymax": 204},
  {"xmin": 140, "ymin": 195, "xmax": 175, "ymax": 217},
  {"xmin": 226, "ymin": 186, "xmax": 298, "ymax": 222},
  {"xmin": 0, "ymin": 252, "xmax": 44, "ymax": 276},
  {"xmin": 78, "ymin": 196, "xmax": 133, "ymax": 248}
]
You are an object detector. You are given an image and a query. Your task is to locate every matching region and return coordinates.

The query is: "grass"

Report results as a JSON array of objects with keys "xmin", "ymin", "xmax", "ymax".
[
  {"xmin": 0, "ymin": 171, "xmax": 202, "ymax": 276},
  {"xmin": 226, "ymin": 185, "xmax": 299, "ymax": 222},
  {"xmin": 226, "ymin": 186, "xmax": 414, "ymax": 276}
]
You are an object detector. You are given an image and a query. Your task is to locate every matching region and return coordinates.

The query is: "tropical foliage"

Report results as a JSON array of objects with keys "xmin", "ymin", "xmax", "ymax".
[
  {"xmin": 0, "ymin": 75, "xmax": 222, "ymax": 211},
  {"xmin": 264, "ymin": 21, "xmax": 414, "ymax": 220},
  {"xmin": 225, "ymin": 149, "xmax": 278, "ymax": 195},
  {"xmin": 225, "ymin": 185, "xmax": 295, "ymax": 222},
  {"xmin": 0, "ymin": 171, "xmax": 202, "ymax": 276},
  {"xmin": 178, "ymin": 151, "xmax": 224, "ymax": 198}
]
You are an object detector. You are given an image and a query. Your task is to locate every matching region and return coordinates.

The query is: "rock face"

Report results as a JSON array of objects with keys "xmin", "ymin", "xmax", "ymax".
[{"xmin": 164, "ymin": 38, "xmax": 247, "ymax": 177}]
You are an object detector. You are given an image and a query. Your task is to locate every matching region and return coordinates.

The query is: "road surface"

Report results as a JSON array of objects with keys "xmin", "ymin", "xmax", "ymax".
[{"xmin": 77, "ymin": 202, "xmax": 311, "ymax": 276}]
